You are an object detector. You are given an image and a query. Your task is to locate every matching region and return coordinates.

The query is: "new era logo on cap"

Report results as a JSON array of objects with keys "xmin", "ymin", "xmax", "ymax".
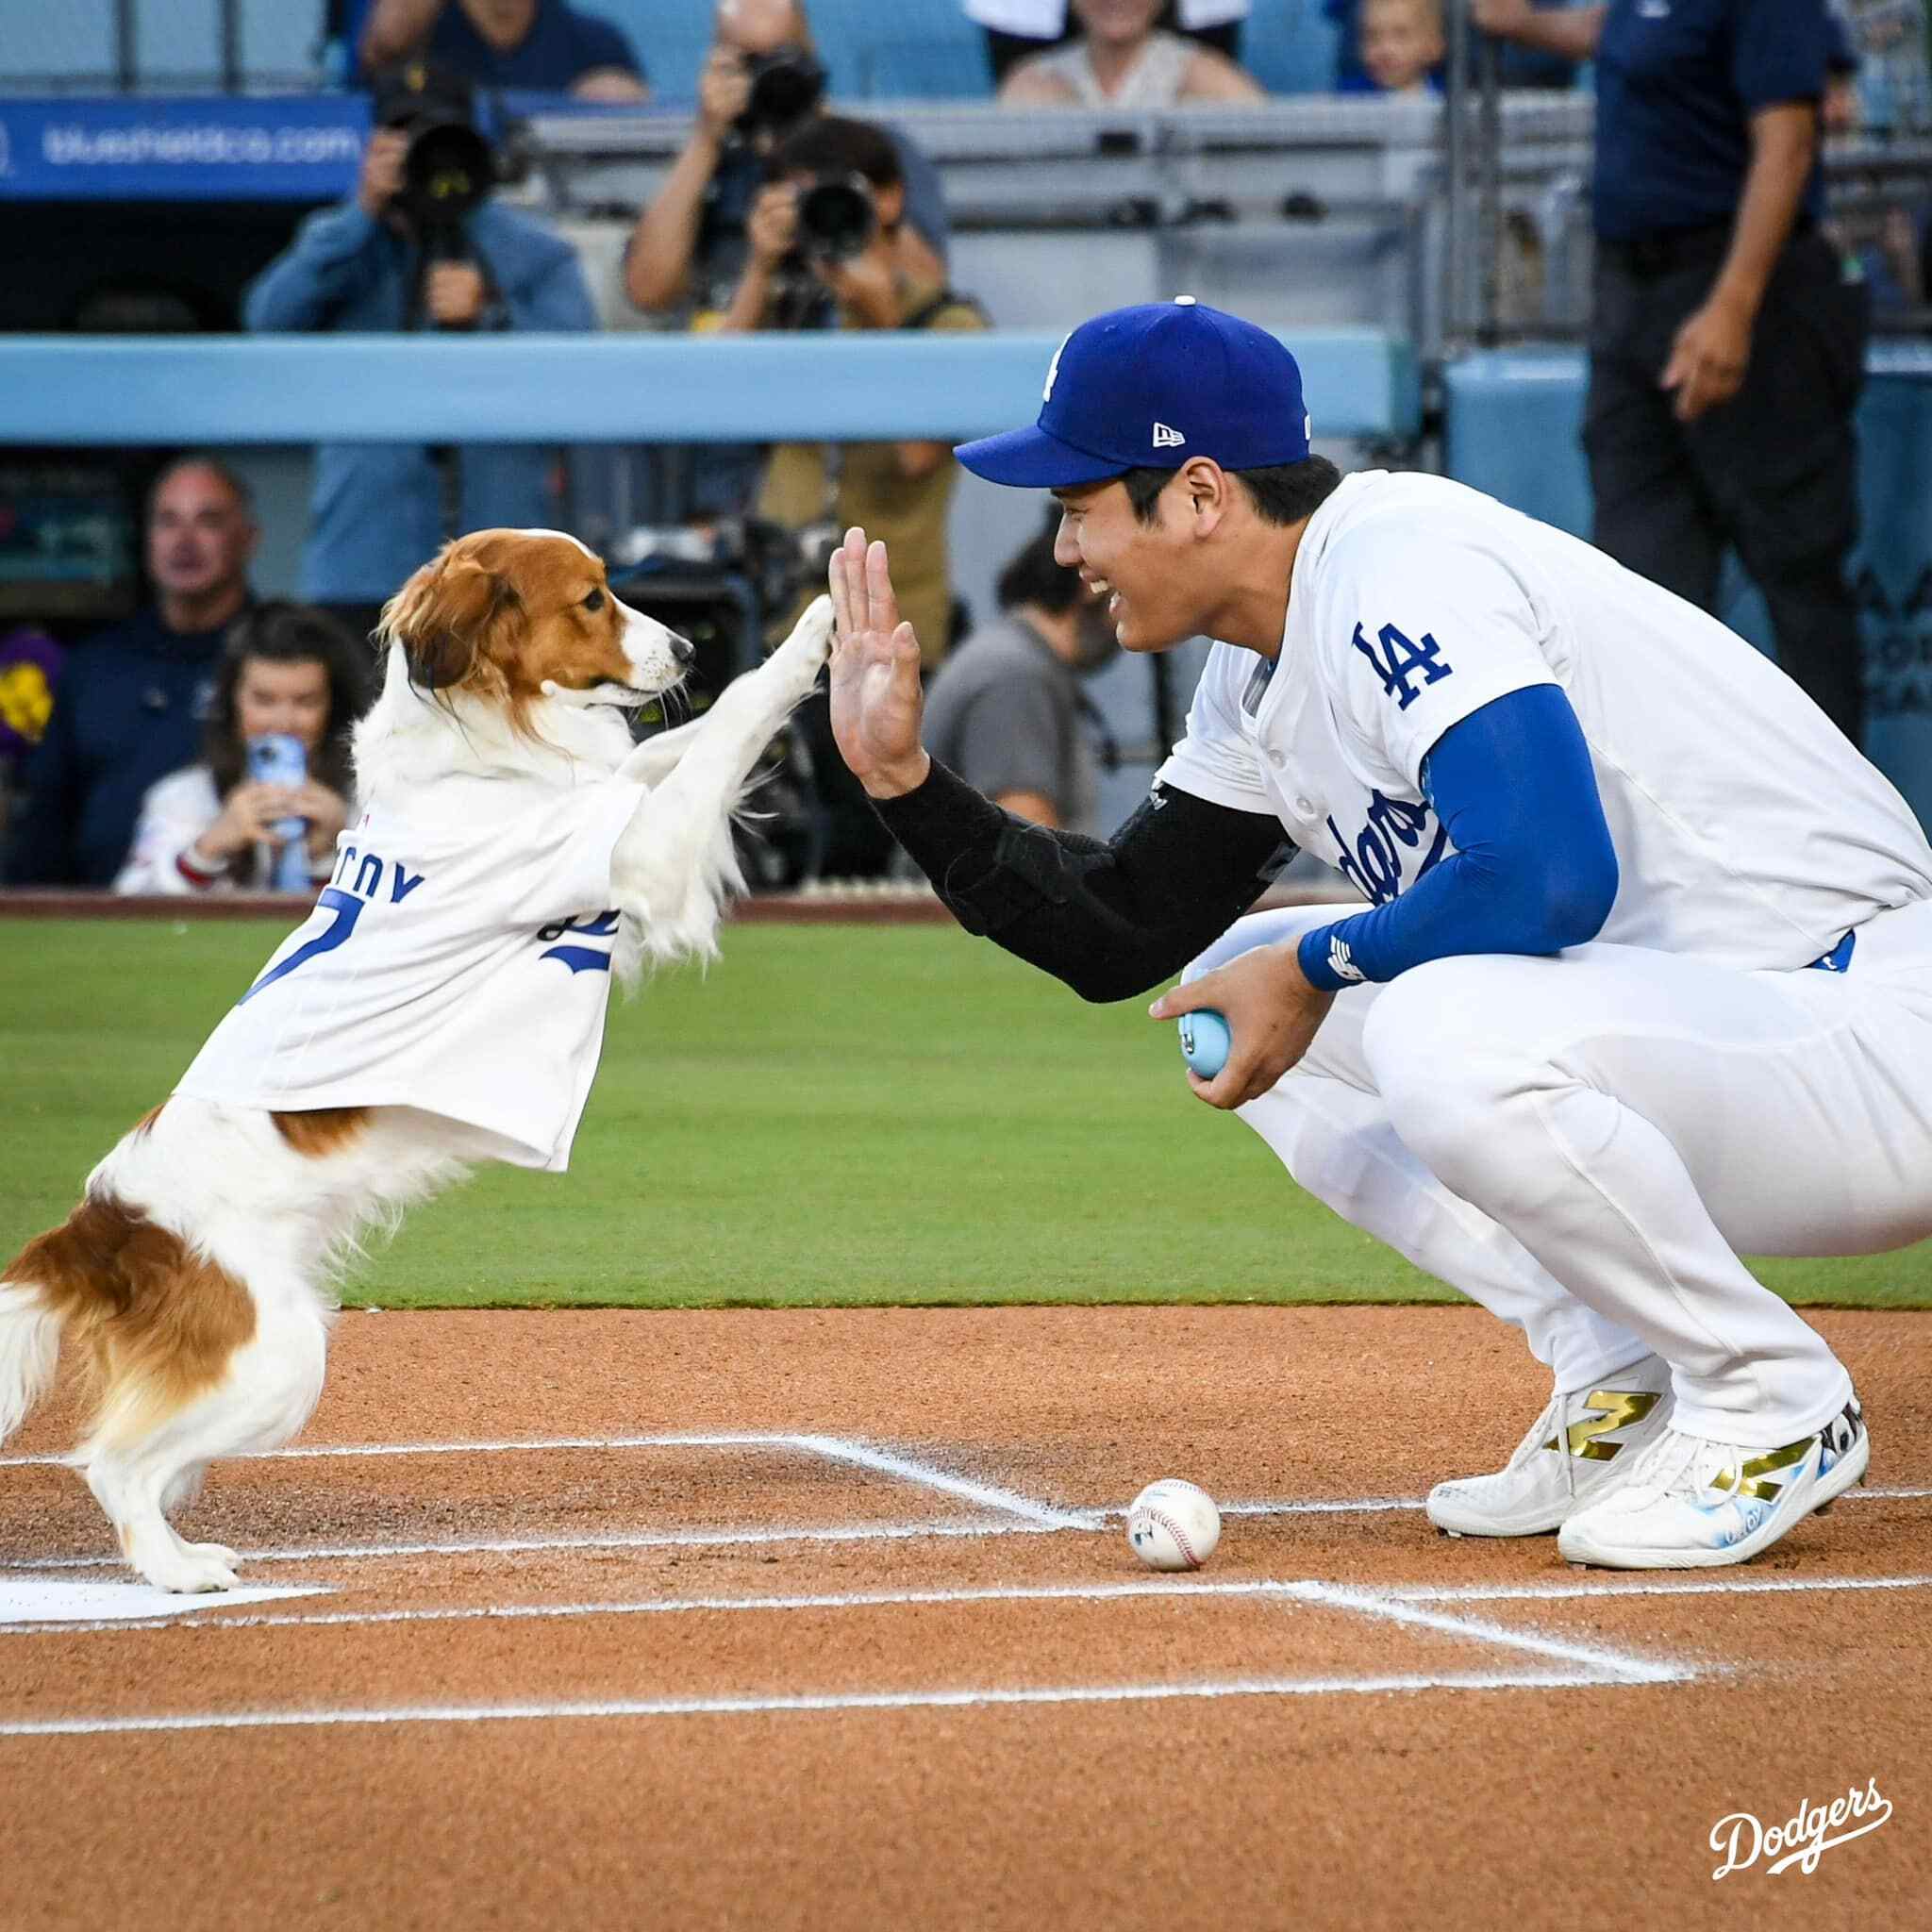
[{"xmin": 954, "ymin": 299, "xmax": 1311, "ymax": 491}]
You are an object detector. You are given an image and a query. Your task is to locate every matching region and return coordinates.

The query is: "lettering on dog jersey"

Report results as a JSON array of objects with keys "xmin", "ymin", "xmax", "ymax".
[
  {"xmin": 539, "ymin": 908, "xmax": 622, "ymax": 974},
  {"xmin": 240, "ymin": 845, "xmax": 427, "ymax": 1003}
]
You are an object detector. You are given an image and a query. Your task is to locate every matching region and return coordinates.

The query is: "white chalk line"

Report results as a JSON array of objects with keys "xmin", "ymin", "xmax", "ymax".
[
  {"xmin": 15, "ymin": 1484, "xmax": 1928, "ymax": 1574},
  {"xmin": 4, "ymin": 1576, "xmax": 1676, "ymax": 1684},
  {"xmin": 14, "ymin": 1515, "xmax": 1074, "ymax": 1574},
  {"xmin": 786, "ymin": 1435, "xmax": 1093, "ymax": 1531},
  {"xmin": 8, "ymin": 1428, "xmax": 1927, "ymax": 1520},
  {"xmin": 0, "ymin": 1430, "xmax": 1081, "ymax": 1527},
  {"xmin": 8, "ymin": 1569, "xmax": 1926, "ymax": 1641},
  {"xmin": 0, "ymin": 1669, "xmax": 1635, "ymax": 1740},
  {"xmin": 1294, "ymin": 1580, "xmax": 1680, "ymax": 1683}
]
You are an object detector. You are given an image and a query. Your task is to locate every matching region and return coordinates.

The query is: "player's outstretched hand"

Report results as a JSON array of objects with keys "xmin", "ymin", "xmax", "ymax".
[
  {"xmin": 827, "ymin": 525, "xmax": 931, "ymax": 799},
  {"xmin": 1149, "ymin": 942, "xmax": 1336, "ymax": 1109}
]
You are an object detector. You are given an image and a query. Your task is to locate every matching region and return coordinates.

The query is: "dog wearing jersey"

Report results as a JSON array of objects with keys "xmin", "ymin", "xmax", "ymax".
[{"xmin": 0, "ymin": 528, "xmax": 833, "ymax": 1592}]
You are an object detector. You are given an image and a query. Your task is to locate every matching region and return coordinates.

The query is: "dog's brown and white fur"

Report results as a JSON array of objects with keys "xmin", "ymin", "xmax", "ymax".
[{"xmin": 0, "ymin": 529, "xmax": 832, "ymax": 1591}]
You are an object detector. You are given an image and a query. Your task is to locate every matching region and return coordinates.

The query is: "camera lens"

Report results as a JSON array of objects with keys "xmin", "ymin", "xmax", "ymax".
[
  {"xmin": 741, "ymin": 49, "xmax": 828, "ymax": 135},
  {"xmin": 795, "ymin": 174, "xmax": 876, "ymax": 263},
  {"xmin": 400, "ymin": 121, "xmax": 495, "ymax": 225}
]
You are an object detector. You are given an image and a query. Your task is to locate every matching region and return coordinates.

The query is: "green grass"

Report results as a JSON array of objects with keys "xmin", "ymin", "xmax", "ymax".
[{"xmin": 4, "ymin": 917, "xmax": 1928, "ymax": 1309}]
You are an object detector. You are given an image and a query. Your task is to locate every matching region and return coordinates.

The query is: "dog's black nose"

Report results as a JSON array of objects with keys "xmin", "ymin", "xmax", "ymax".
[{"xmin": 669, "ymin": 632, "xmax": 696, "ymax": 667}]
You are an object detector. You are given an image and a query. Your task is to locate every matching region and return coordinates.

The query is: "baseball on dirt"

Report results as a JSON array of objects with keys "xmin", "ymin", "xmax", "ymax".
[{"xmin": 1126, "ymin": 1477, "xmax": 1222, "ymax": 1571}]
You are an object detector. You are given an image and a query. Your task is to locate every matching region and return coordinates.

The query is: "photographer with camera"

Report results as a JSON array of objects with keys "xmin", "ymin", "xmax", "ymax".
[
  {"xmin": 244, "ymin": 64, "xmax": 597, "ymax": 641},
  {"xmin": 728, "ymin": 114, "xmax": 987, "ymax": 670},
  {"xmin": 621, "ymin": 0, "xmax": 953, "ymax": 521},
  {"xmin": 711, "ymin": 114, "xmax": 986, "ymax": 881}
]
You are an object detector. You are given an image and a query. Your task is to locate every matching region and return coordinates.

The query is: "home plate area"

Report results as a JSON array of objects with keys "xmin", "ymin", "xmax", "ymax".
[
  {"xmin": 5, "ymin": 1424, "xmax": 1929, "ymax": 1736},
  {"xmin": 3, "ymin": 1309, "xmax": 1929, "ymax": 1925}
]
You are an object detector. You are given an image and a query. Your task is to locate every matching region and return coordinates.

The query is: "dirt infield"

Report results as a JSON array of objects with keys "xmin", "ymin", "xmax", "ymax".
[{"xmin": 2, "ymin": 1306, "xmax": 1927, "ymax": 1930}]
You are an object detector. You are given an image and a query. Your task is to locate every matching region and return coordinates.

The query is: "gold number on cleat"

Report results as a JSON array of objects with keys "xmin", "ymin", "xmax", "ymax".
[
  {"xmin": 1710, "ymin": 1437, "xmax": 1812, "ymax": 1501},
  {"xmin": 1544, "ymin": 1389, "xmax": 1663, "ymax": 1462}
]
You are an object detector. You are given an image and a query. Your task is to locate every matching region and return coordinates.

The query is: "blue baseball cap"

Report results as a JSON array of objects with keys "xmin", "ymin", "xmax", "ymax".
[{"xmin": 955, "ymin": 298, "xmax": 1312, "ymax": 490}]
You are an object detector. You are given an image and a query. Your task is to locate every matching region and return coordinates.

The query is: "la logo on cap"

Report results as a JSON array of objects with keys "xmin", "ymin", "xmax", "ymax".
[{"xmin": 1152, "ymin": 423, "xmax": 1186, "ymax": 448}]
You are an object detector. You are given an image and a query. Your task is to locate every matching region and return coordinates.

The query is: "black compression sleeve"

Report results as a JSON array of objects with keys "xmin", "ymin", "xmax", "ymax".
[{"xmin": 872, "ymin": 758, "xmax": 1293, "ymax": 1002}]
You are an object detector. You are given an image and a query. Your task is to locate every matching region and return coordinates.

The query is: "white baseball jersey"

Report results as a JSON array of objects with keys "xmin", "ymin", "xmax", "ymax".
[
  {"xmin": 175, "ymin": 773, "xmax": 643, "ymax": 1171},
  {"xmin": 1158, "ymin": 470, "xmax": 1932, "ymax": 969}
]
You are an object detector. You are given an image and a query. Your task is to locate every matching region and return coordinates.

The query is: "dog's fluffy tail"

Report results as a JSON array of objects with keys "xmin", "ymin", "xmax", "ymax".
[
  {"xmin": 0, "ymin": 1187, "xmax": 134, "ymax": 1442},
  {"xmin": 0, "ymin": 1276, "xmax": 66, "ymax": 1443}
]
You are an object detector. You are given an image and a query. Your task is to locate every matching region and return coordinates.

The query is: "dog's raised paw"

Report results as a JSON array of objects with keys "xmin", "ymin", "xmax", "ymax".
[{"xmin": 782, "ymin": 595, "xmax": 835, "ymax": 673}]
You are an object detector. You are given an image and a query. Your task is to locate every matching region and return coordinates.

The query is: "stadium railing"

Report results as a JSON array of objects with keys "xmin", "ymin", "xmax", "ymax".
[{"xmin": 0, "ymin": 327, "xmax": 1424, "ymax": 444}]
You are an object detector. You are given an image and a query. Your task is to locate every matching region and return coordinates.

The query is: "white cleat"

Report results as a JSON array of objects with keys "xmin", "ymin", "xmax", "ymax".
[
  {"xmin": 1425, "ymin": 1354, "xmax": 1674, "ymax": 1538},
  {"xmin": 1557, "ymin": 1395, "xmax": 1869, "ymax": 1571}
]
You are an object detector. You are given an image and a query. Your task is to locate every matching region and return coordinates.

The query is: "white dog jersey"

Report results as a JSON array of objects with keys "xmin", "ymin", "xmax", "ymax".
[
  {"xmin": 175, "ymin": 773, "xmax": 644, "ymax": 1171},
  {"xmin": 1158, "ymin": 471, "xmax": 1932, "ymax": 969}
]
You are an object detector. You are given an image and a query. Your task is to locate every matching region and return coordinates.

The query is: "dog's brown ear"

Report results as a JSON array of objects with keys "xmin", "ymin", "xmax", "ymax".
[{"xmin": 380, "ymin": 552, "xmax": 519, "ymax": 691}]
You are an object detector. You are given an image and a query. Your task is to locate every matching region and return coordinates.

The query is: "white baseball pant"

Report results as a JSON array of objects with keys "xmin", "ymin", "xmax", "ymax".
[{"xmin": 1186, "ymin": 895, "xmax": 1932, "ymax": 1444}]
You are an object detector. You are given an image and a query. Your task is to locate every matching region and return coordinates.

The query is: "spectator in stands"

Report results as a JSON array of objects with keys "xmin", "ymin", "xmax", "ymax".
[
  {"xmin": 730, "ymin": 115, "xmax": 988, "ymax": 667},
  {"xmin": 1359, "ymin": 0, "xmax": 1444, "ymax": 95},
  {"xmin": 1475, "ymin": 0, "xmax": 1872, "ymax": 747},
  {"xmin": 358, "ymin": 0, "xmax": 648, "ymax": 99},
  {"xmin": 921, "ymin": 509, "xmax": 1119, "ymax": 835},
  {"xmin": 244, "ymin": 64, "xmax": 597, "ymax": 645},
  {"xmin": 968, "ymin": 3, "xmax": 1249, "ymax": 84},
  {"xmin": 623, "ymin": 0, "xmax": 952, "ymax": 521},
  {"xmin": 1331, "ymin": 0, "xmax": 1575, "ymax": 92},
  {"xmin": 116, "ymin": 604, "xmax": 368, "ymax": 897},
  {"xmin": 998, "ymin": 0, "xmax": 1266, "ymax": 104},
  {"xmin": 2, "ymin": 459, "xmax": 257, "ymax": 889}
]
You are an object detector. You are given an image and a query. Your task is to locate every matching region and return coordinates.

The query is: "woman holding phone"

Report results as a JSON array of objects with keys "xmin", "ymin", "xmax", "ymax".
[{"xmin": 115, "ymin": 602, "xmax": 369, "ymax": 894}]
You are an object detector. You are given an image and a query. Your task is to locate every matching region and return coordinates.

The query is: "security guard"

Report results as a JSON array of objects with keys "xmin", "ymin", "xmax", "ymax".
[{"xmin": 1474, "ymin": 0, "xmax": 1871, "ymax": 747}]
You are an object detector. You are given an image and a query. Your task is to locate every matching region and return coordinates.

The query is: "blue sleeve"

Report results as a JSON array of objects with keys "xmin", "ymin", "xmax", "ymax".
[
  {"xmin": 1733, "ymin": 0, "xmax": 1829, "ymax": 109},
  {"xmin": 1297, "ymin": 684, "xmax": 1619, "ymax": 992},
  {"xmin": 243, "ymin": 204, "xmax": 387, "ymax": 331},
  {"xmin": 517, "ymin": 238, "xmax": 598, "ymax": 332}
]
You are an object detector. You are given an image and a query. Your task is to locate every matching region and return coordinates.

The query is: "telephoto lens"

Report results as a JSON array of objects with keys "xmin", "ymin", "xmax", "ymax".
[
  {"xmin": 738, "ymin": 48, "xmax": 828, "ymax": 136},
  {"xmin": 793, "ymin": 173, "xmax": 877, "ymax": 263}
]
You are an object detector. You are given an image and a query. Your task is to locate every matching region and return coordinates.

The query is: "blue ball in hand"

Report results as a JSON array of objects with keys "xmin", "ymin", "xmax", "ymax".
[{"xmin": 1177, "ymin": 1008, "xmax": 1231, "ymax": 1079}]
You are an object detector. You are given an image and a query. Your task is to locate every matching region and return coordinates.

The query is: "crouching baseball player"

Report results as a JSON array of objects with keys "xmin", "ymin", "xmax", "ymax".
[{"xmin": 826, "ymin": 299, "xmax": 1932, "ymax": 1571}]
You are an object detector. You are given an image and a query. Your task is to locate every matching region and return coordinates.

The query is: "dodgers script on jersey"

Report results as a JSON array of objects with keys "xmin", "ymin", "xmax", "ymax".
[
  {"xmin": 1158, "ymin": 471, "xmax": 1932, "ymax": 967},
  {"xmin": 174, "ymin": 774, "xmax": 645, "ymax": 1171}
]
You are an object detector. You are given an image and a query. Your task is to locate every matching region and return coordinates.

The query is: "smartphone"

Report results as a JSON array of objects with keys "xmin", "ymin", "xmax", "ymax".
[{"xmin": 245, "ymin": 732, "xmax": 311, "ymax": 890}]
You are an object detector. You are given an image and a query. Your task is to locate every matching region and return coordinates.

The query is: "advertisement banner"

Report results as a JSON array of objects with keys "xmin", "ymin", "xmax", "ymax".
[{"xmin": 0, "ymin": 96, "xmax": 368, "ymax": 201}]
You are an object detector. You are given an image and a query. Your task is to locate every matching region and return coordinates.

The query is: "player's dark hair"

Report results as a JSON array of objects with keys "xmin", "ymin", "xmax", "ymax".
[
  {"xmin": 996, "ymin": 508, "xmax": 1084, "ymax": 615},
  {"xmin": 204, "ymin": 600, "xmax": 370, "ymax": 805},
  {"xmin": 1119, "ymin": 454, "xmax": 1343, "ymax": 528},
  {"xmin": 768, "ymin": 113, "xmax": 904, "ymax": 192}
]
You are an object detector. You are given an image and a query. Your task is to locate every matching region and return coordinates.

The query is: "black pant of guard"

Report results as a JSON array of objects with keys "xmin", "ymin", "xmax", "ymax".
[{"xmin": 1584, "ymin": 225, "xmax": 1872, "ymax": 747}]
